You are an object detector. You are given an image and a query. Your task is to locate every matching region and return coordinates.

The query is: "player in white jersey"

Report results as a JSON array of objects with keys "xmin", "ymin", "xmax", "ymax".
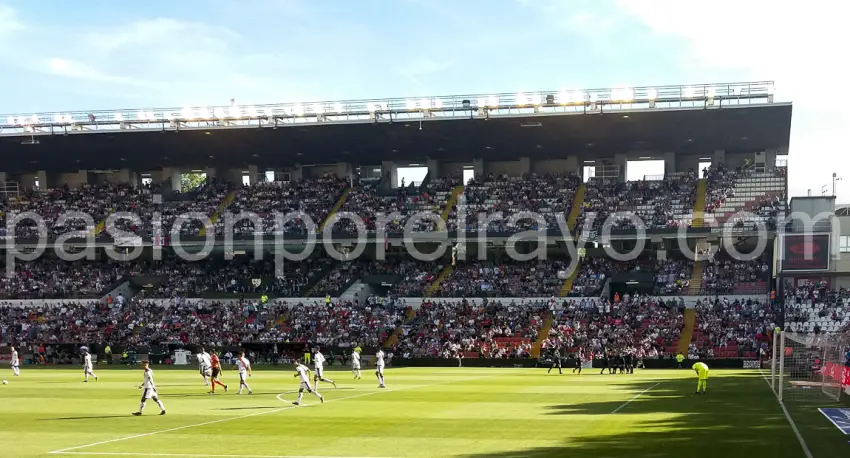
[
  {"xmin": 375, "ymin": 349, "xmax": 386, "ymax": 388},
  {"xmin": 235, "ymin": 351, "xmax": 253, "ymax": 395},
  {"xmin": 133, "ymin": 360, "xmax": 166, "ymax": 416},
  {"xmin": 451, "ymin": 343, "xmax": 463, "ymax": 367},
  {"xmin": 292, "ymin": 360, "xmax": 323, "ymax": 406},
  {"xmin": 350, "ymin": 349, "xmax": 362, "ymax": 379},
  {"xmin": 82, "ymin": 350, "xmax": 98, "ymax": 382},
  {"xmin": 10, "ymin": 346, "xmax": 20, "ymax": 377},
  {"xmin": 197, "ymin": 348, "xmax": 212, "ymax": 386},
  {"xmin": 312, "ymin": 347, "xmax": 337, "ymax": 390}
]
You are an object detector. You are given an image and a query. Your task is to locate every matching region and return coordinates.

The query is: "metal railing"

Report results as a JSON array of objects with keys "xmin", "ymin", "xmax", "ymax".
[{"xmin": 0, "ymin": 81, "xmax": 777, "ymax": 137}]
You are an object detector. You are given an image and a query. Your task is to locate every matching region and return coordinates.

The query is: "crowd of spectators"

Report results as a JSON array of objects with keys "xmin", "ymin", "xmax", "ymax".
[
  {"xmin": 334, "ymin": 175, "xmax": 462, "ymax": 234},
  {"xmin": 217, "ymin": 174, "xmax": 347, "ymax": 235},
  {"xmin": 542, "ymin": 295, "xmax": 683, "ymax": 359},
  {"xmin": 394, "ymin": 298, "xmax": 546, "ymax": 358},
  {"xmin": 268, "ymin": 295, "xmax": 405, "ymax": 347},
  {"xmin": 691, "ymin": 297, "xmax": 775, "ymax": 358},
  {"xmin": 700, "ymin": 254, "xmax": 770, "ymax": 295},
  {"xmin": 435, "ymin": 259, "xmax": 568, "ymax": 297},
  {"xmin": 576, "ymin": 173, "xmax": 696, "ymax": 232},
  {"xmin": 785, "ymin": 283, "xmax": 850, "ymax": 334},
  {"xmin": 0, "ymin": 259, "xmax": 124, "ymax": 299},
  {"xmin": 450, "ymin": 173, "xmax": 581, "ymax": 233},
  {"xmin": 310, "ymin": 258, "xmax": 447, "ymax": 298}
]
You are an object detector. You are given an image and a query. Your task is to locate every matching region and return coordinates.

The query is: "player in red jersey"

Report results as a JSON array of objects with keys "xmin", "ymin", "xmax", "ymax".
[{"xmin": 208, "ymin": 353, "xmax": 228, "ymax": 394}]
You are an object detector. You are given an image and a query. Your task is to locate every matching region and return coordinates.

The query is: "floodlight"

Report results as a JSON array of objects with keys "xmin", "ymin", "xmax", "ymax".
[
  {"xmin": 334, "ymin": 102, "xmax": 345, "ymax": 113},
  {"xmin": 683, "ymin": 87, "xmax": 695, "ymax": 98},
  {"xmin": 114, "ymin": 112, "xmax": 124, "ymax": 121},
  {"xmin": 516, "ymin": 92, "xmax": 526, "ymax": 106},
  {"xmin": 292, "ymin": 104, "xmax": 304, "ymax": 116},
  {"xmin": 419, "ymin": 98, "xmax": 429, "ymax": 109},
  {"xmin": 434, "ymin": 99, "xmax": 443, "ymax": 109},
  {"xmin": 487, "ymin": 96, "xmax": 499, "ymax": 107},
  {"xmin": 612, "ymin": 87, "xmax": 634, "ymax": 102},
  {"xmin": 531, "ymin": 93, "xmax": 542, "ymax": 106},
  {"xmin": 647, "ymin": 88, "xmax": 658, "ymax": 100},
  {"xmin": 213, "ymin": 107, "xmax": 225, "ymax": 118},
  {"xmin": 312, "ymin": 103, "xmax": 323, "ymax": 115},
  {"xmin": 406, "ymin": 99, "xmax": 416, "ymax": 110}
]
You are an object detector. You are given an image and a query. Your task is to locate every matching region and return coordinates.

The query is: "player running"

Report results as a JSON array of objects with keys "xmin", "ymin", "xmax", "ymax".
[
  {"xmin": 82, "ymin": 349, "xmax": 98, "ymax": 382},
  {"xmin": 10, "ymin": 346, "xmax": 20, "ymax": 377},
  {"xmin": 235, "ymin": 351, "xmax": 253, "ymax": 395},
  {"xmin": 375, "ymin": 349, "xmax": 386, "ymax": 388},
  {"xmin": 293, "ymin": 360, "xmax": 324, "ymax": 406},
  {"xmin": 208, "ymin": 352, "xmax": 228, "ymax": 394},
  {"xmin": 312, "ymin": 347, "xmax": 337, "ymax": 390},
  {"xmin": 197, "ymin": 348, "xmax": 212, "ymax": 386},
  {"xmin": 693, "ymin": 362, "xmax": 709, "ymax": 394},
  {"xmin": 133, "ymin": 360, "xmax": 166, "ymax": 416},
  {"xmin": 351, "ymin": 348, "xmax": 362, "ymax": 379}
]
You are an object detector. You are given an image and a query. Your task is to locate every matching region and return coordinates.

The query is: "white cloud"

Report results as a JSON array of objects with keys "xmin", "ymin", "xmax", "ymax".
[
  {"xmin": 0, "ymin": 5, "xmax": 23, "ymax": 40},
  {"xmin": 616, "ymin": 0, "xmax": 850, "ymax": 201},
  {"xmin": 45, "ymin": 58, "xmax": 142, "ymax": 85}
]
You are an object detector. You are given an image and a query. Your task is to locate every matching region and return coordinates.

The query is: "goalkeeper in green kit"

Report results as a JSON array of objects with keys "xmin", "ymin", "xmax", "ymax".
[{"xmin": 693, "ymin": 362, "xmax": 709, "ymax": 394}]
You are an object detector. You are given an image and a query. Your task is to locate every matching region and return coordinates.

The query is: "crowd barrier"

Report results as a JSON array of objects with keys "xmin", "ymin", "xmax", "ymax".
[{"xmin": 390, "ymin": 358, "xmax": 767, "ymax": 369}]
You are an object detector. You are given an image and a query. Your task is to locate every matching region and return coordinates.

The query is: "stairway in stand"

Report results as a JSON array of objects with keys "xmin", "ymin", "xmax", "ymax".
[
  {"xmin": 441, "ymin": 185, "xmax": 465, "ymax": 222},
  {"xmin": 424, "ymin": 265, "xmax": 453, "ymax": 297},
  {"xmin": 567, "ymin": 183, "xmax": 586, "ymax": 231},
  {"xmin": 199, "ymin": 190, "xmax": 238, "ymax": 237},
  {"xmin": 383, "ymin": 307, "xmax": 416, "ymax": 348},
  {"xmin": 688, "ymin": 260, "xmax": 704, "ymax": 295},
  {"xmin": 677, "ymin": 308, "xmax": 697, "ymax": 355},
  {"xmin": 559, "ymin": 261, "xmax": 581, "ymax": 297},
  {"xmin": 319, "ymin": 188, "xmax": 351, "ymax": 232},
  {"xmin": 691, "ymin": 178, "xmax": 707, "ymax": 228},
  {"xmin": 530, "ymin": 312, "xmax": 554, "ymax": 359}
]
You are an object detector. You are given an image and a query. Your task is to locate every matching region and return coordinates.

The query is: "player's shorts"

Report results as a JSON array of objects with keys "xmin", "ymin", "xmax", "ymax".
[
  {"xmin": 140, "ymin": 389, "xmax": 158, "ymax": 400},
  {"xmin": 238, "ymin": 371, "xmax": 247, "ymax": 382},
  {"xmin": 299, "ymin": 381, "xmax": 312, "ymax": 391},
  {"xmin": 574, "ymin": 360, "xmax": 582, "ymax": 368},
  {"xmin": 200, "ymin": 366, "xmax": 211, "ymax": 376},
  {"xmin": 376, "ymin": 364, "xmax": 385, "ymax": 375},
  {"xmin": 212, "ymin": 367, "xmax": 221, "ymax": 378},
  {"xmin": 84, "ymin": 366, "xmax": 93, "ymax": 373},
  {"xmin": 314, "ymin": 366, "xmax": 324, "ymax": 378},
  {"xmin": 352, "ymin": 362, "xmax": 361, "ymax": 370}
]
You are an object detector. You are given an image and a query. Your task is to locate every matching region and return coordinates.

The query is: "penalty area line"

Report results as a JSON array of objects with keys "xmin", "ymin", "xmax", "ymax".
[
  {"xmin": 610, "ymin": 382, "xmax": 661, "ymax": 414},
  {"xmin": 49, "ymin": 385, "xmax": 425, "ymax": 455}
]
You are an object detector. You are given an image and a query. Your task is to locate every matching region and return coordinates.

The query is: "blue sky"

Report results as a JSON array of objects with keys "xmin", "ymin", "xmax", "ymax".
[{"xmin": 0, "ymin": 0, "xmax": 844, "ymax": 201}]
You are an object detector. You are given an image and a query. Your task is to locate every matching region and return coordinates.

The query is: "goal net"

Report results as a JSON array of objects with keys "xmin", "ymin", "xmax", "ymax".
[{"xmin": 772, "ymin": 330, "xmax": 849, "ymax": 402}]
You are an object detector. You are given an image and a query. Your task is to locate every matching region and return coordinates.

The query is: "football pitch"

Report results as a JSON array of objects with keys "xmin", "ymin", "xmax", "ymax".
[{"xmin": 1, "ymin": 366, "xmax": 848, "ymax": 457}]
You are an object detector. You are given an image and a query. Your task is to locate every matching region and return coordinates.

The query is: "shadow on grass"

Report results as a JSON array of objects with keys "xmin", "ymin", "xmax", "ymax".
[
  {"xmin": 41, "ymin": 415, "xmax": 131, "ymax": 421},
  {"xmin": 215, "ymin": 406, "xmax": 280, "ymax": 410},
  {"xmin": 459, "ymin": 373, "xmax": 849, "ymax": 458}
]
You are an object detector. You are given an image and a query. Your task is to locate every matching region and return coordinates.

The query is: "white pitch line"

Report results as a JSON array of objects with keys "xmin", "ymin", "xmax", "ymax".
[
  {"xmin": 610, "ymin": 382, "xmax": 660, "ymax": 414},
  {"xmin": 50, "ymin": 453, "xmax": 384, "ymax": 458},
  {"xmin": 49, "ymin": 385, "xmax": 425, "ymax": 455},
  {"xmin": 759, "ymin": 370, "xmax": 814, "ymax": 458}
]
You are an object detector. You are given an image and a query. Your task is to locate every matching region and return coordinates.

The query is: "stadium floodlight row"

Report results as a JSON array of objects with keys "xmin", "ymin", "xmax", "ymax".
[{"xmin": 0, "ymin": 81, "xmax": 775, "ymax": 137}]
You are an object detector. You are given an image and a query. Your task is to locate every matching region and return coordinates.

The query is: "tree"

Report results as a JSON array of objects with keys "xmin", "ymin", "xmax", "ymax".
[{"xmin": 181, "ymin": 172, "xmax": 206, "ymax": 192}]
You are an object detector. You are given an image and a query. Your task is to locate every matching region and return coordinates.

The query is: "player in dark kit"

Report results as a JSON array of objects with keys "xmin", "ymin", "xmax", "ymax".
[
  {"xmin": 548, "ymin": 348, "xmax": 563, "ymax": 375},
  {"xmin": 624, "ymin": 349, "xmax": 634, "ymax": 374},
  {"xmin": 599, "ymin": 351, "xmax": 608, "ymax": 375},
  {"xmin": 573, "ymin": 350, "xmax": 583, "ymax": 374}
]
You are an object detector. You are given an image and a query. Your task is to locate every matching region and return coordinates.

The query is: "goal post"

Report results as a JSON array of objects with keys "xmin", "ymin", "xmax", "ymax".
[{"xmin": 777, "ymin": 330, "xmax": 848, "ymax": 403}]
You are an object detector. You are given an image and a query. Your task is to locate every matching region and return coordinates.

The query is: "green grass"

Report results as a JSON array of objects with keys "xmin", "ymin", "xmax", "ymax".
[{"xmin": 0, "ymin": 366, "xmax": 847, "ymax": 457}]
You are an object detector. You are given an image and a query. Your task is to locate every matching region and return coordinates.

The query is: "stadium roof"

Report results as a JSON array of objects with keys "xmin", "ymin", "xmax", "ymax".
[{"xmin": 0, "ymin": 81, "xmax": 791, "ymax": 172}]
